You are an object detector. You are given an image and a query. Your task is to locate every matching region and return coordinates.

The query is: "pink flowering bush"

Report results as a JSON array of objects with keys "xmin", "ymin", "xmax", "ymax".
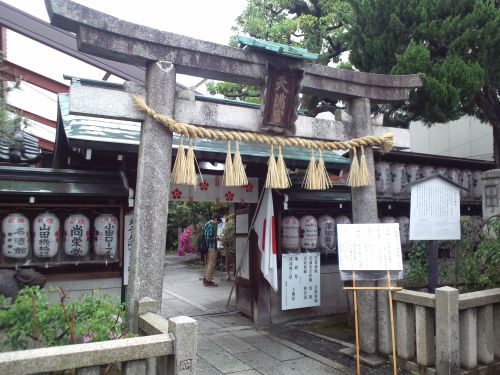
[{"xmin": 177, "ymin": 225, "xmax": 195, "ymax": 256}]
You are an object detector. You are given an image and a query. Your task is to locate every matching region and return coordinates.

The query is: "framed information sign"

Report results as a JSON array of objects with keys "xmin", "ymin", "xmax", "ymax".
[
  {"xmin": 409, "ymin": 176, "xmax": 461, "ymax": 240},
  {"xmin": 337, "ymin": 223, "xmax": 403, "ymax": 271},
  {"xmin": 282, "ymin": 252, "xmax": 320, "ymax": 310}
]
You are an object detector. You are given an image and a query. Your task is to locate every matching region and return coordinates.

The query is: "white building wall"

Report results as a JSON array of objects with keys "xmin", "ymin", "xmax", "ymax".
[{"xmin": 410, "ymin": 116, "xmax": 493, "ymax": 161}]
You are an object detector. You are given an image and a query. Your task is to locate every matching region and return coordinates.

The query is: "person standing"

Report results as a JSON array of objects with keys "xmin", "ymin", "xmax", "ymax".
[{"xmin": 202, "ymin": 214, "xmax": 220, "ymax": 287}]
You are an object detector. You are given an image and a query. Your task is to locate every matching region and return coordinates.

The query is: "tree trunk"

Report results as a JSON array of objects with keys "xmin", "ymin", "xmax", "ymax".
[
  {"xmin": 493, "ymin": 122, "xmax": 500, "ymax": 167},
  {"xmin": 477, "ymin": 86, "xmax": 500, "ymax": 166}
]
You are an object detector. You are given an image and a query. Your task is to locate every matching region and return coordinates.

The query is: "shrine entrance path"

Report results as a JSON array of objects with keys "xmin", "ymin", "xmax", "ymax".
[
  {"xmin": 161, "ymin": 254, "xmax": 409, "ymax": 375},
  {"xmin": 161, "ymin": 253, "xmax": 347, "ymax": 374}
]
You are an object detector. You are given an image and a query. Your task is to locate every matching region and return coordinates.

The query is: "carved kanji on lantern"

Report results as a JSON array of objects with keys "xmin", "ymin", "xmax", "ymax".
[{"xmin": 261, "ymin": 64, "xmax": 303, "ymax": 135}]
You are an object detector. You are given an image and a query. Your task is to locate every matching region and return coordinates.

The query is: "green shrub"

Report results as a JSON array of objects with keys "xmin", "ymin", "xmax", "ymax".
[{"xmin": 0, "ymin": 286, "xmax": 128, "ymax": 351}]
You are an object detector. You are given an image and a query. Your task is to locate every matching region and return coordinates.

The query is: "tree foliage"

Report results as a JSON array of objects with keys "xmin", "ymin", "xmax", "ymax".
[
  {"xmin": 232, "ymin": 0, "xmax": 350, "ymax": 64},
  {"xmin": 217, "ymin": 0, "xmax": 500, "ymax": 163},
  {"xmin": 166, "ymin": 201, "xmax": 230, "ymax": 251},
  {"xmin": 207, "ymin": 0, "xmax": 350, "ymax": 113},
  {"xmin": 347, "ymin": 0, "xmax": 499, "ymax": 146}
]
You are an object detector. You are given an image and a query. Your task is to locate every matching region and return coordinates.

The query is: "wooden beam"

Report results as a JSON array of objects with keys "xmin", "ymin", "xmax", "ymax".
[
  {"xmin": 0, "ymin": 1, "xmax": 145, "ymax": 84},
  {"xmin": 37, "ymin": 137, "xmax": 55, "ymax": 152},
  {"xmin": 6, "ymin": 104, "xmax": 56, "ymax": 128},
  {"xmin": 2, "ymin": 60, "xmax": 69, "ymax": 93}
]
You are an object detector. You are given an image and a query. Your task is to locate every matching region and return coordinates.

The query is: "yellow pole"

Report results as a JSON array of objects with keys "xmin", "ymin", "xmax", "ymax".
[
  {"xmin": 387, "ymin": 271, "xmax": 397, "ymax": 375},
  {"xmin": 353, "ymin": 271, "xmax": 361, "ymax": 375}
]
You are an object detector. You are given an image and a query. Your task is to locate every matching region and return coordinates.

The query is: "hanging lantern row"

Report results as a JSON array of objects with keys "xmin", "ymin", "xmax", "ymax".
[
  {"xmin": 133, "ymin": 96, "xmax": 394, "ymax": 190},
  {"xmin": 1, "ymin": 212, "xmax": 118, "ymax": 261}
]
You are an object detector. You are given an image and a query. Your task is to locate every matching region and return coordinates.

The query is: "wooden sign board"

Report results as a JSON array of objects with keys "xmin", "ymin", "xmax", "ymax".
[
  {"xmin": 261, "ymin": 65, "xmax": 302, "ymax": 135},
  {"xmin": 409, "ymin": 177, "xmax": 461, "ymax": 240},
  {"xmin": 337, "ymin": 224, "xmax": 403, "ymax": 271},
  {"xmin": 282, "ymin": 252, "xmax": 320, "ymax": 310}
]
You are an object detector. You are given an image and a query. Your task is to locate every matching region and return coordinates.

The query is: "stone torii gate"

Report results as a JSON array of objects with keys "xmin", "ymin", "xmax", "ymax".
[{"xmin": 45, "ymin": 0, "xmax": 422, "ymax": 357}]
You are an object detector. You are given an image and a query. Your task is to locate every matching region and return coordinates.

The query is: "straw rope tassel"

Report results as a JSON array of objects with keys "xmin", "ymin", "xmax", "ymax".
[
  {"xmin": 302, "ymin": 149, "xmax": 317, "ymax": 190},
  {"xmin": 358, "ymin": 146, "xmax": 371, "ymax": 187},
  {"xmin": 223, "ymin": 141, "xmax": 234, "ymax": 186},
  {"xmin": 347, "ymin": 147, "xmax": 360, "ymax": 187},
  {"xmin": 171, "ymin": 137, "xmax": 186, "ymax": 184},
  {"xmin": 184, "ymin": 139, "xmax": 197, "ymax": 186},
  {"xmin": 265, "ymin": 145, "xmax": 279, "ymax": 189},
  {"xmin": 276, "ymin": 145, "xmax": 291, "ymax": 189},
  {"xmin": 317, "ymin": 150, "xmax": 332, "ymax": 190},
  {"xmin": 232, "ymin": 141, "xmax": 248, "ymax": 186}
]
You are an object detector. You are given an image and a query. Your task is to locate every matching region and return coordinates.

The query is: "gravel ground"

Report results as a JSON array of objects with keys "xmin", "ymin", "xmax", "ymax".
[{"xmin": 271, "ymin": 323, "xmax": 412, "ymax": 375}]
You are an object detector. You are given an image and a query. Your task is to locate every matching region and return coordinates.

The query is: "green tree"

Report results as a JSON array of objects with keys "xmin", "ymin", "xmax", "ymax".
[
  {"xmin": 207, "ymin": 0, "xmax": 351, "ymax": 114},
  {"xmin": 346, "ymin": 0, "xmax": 499, "ymax": 162}
]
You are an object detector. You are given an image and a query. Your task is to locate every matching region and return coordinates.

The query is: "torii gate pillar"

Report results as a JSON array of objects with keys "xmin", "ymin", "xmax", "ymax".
[
  {"xmin": 126, "ymin": 61, "xmax": 175, "ymax": 331},
  {"xmin": 350, "ymin": 97, "xmax": 379, "ymax": 354}
]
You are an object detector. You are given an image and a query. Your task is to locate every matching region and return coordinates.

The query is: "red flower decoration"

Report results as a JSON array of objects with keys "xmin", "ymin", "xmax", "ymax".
[
  {"xmin": 244, "ymin": 183, "xmax": 254, "ymax": 192},
  {"xmin": 224, "ymin": 191, "xmax": 235, "ymax": 201},
  {"xmin": 199, "ymin": 180, "xmax": 209, "ymax": 191},
  {"xmin": 171, "ymin": 188, "xmax": 182, "ymax": 199}
]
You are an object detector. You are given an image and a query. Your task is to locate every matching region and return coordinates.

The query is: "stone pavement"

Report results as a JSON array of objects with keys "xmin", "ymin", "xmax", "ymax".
[{"xmin": 161, "ymin": 253, "xmax": 351, "ymax": 375}]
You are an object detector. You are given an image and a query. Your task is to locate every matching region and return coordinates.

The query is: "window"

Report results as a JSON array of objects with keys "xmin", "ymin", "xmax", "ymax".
[{"xmin": 485, "ymin": 184, "xmax": 498, "ymax": 207}]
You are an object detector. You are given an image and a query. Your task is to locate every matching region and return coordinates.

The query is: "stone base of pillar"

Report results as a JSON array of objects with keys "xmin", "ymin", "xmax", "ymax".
[{"xmin": 338, "ymin": 347, "xmax": 386, "ymax": 367}]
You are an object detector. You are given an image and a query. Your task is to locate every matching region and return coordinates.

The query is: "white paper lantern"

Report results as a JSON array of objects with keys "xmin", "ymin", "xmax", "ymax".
[
  {"xmin": 390, "ymin": 163, "xmax": 407, "ymax": 196},
  {"xmin": 335, "ymin": 215, "xmax": 352, "ymax": 225},
  {"xmin": 397, "ymin": 216, "xmax": 410, "ymax": 247},
  {"xmin": 435, "ymin": 167, "xmax": 448, "ymax": 177},
  {"xmin": 94, "ymin": 214, "xmax": 118, "ymax": 257},
  {"xmin": 33, "ymin": 212, "xmax": 60, "ymax": 258},
  {"xmin": 299, "ymin": 215, "xmax": 318, "ymax": 250},
  {"xmin": 471, "ymin": 170, "xmax": 482, "ymax": 199},
  {"xmin": 406, "ymin": 164, "xmax": 421, "ymax": 184},
  {"xmin": 2, "ymin": 213, "xmax": 30, "ymax": 259},
  {"xmin": 317, "ymin": 215, "xmax": 336, "ymax": 254},
  {"xmin": 381, "ymin": 216, "xmax": 396, "ymax": 223},
  {"xmin": 420, "ymin": 165, "xmax": 435, "ymax": 178},
  {"xmin": 460, "ymin": 170, "xmax": 472, "ymax": 199},
  {"xmin": 447, "ymin": 168, "xmax": 460, "ymax": 185},
  {"xmin": 64, "ymin": 214, "xmax": 90, "ymax": 256},
  {"xmin": 375, "ymin": 162, "xmax": 392, "ymax": 196},
  {"xmin": 281, "ymin": 216, "xmax": 300, "ymax": 251}
]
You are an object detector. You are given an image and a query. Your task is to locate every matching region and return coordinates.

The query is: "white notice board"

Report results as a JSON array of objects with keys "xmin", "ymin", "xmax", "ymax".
[
  {"xmin": 282, "ymin": 252, "xmax": 320, "ymax": 310},
  {"xmin": 409, "ymin": 178, "xmax": 461, "ymax": 240},
  {"xmin": 235, "ymin": 237, "xmax": 250, "ymax": 279},
  {"xmin": 337, "ymin": 223, "xmax": 403, "ymax": 271},
  {"xmin": 235, "ymin": 213, "xmax": 249, "ymax": 234},
  {"xmin": 123, "ymin": 212, "xmax": 134, "ymax": 286}
]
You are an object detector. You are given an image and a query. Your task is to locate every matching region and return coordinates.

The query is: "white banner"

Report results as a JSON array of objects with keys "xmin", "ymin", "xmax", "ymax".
[{"xmin": 170, "ymin": 175, "xmax": 259, "ymax": 203}]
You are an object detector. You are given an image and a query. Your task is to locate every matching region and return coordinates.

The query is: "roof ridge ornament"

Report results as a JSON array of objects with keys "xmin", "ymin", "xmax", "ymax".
[{"xmin": 236, "ymin": 35, "xmax": 319, "ymax": 61}]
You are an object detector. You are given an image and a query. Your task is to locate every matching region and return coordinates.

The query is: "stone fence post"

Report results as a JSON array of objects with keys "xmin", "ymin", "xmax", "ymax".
[
  {"xmin": 435, "ymin": 286, "xmax": 460, "ymax": 375},
  {"xmin": 165, "ymin": 316, "xmax": 198, "ymax": 375}
]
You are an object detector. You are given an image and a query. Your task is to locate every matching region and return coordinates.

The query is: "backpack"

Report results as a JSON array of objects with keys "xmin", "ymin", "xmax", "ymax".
[{"xmin": 197, "ymin": 228, "xmax": 208, "ymax": 255}]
